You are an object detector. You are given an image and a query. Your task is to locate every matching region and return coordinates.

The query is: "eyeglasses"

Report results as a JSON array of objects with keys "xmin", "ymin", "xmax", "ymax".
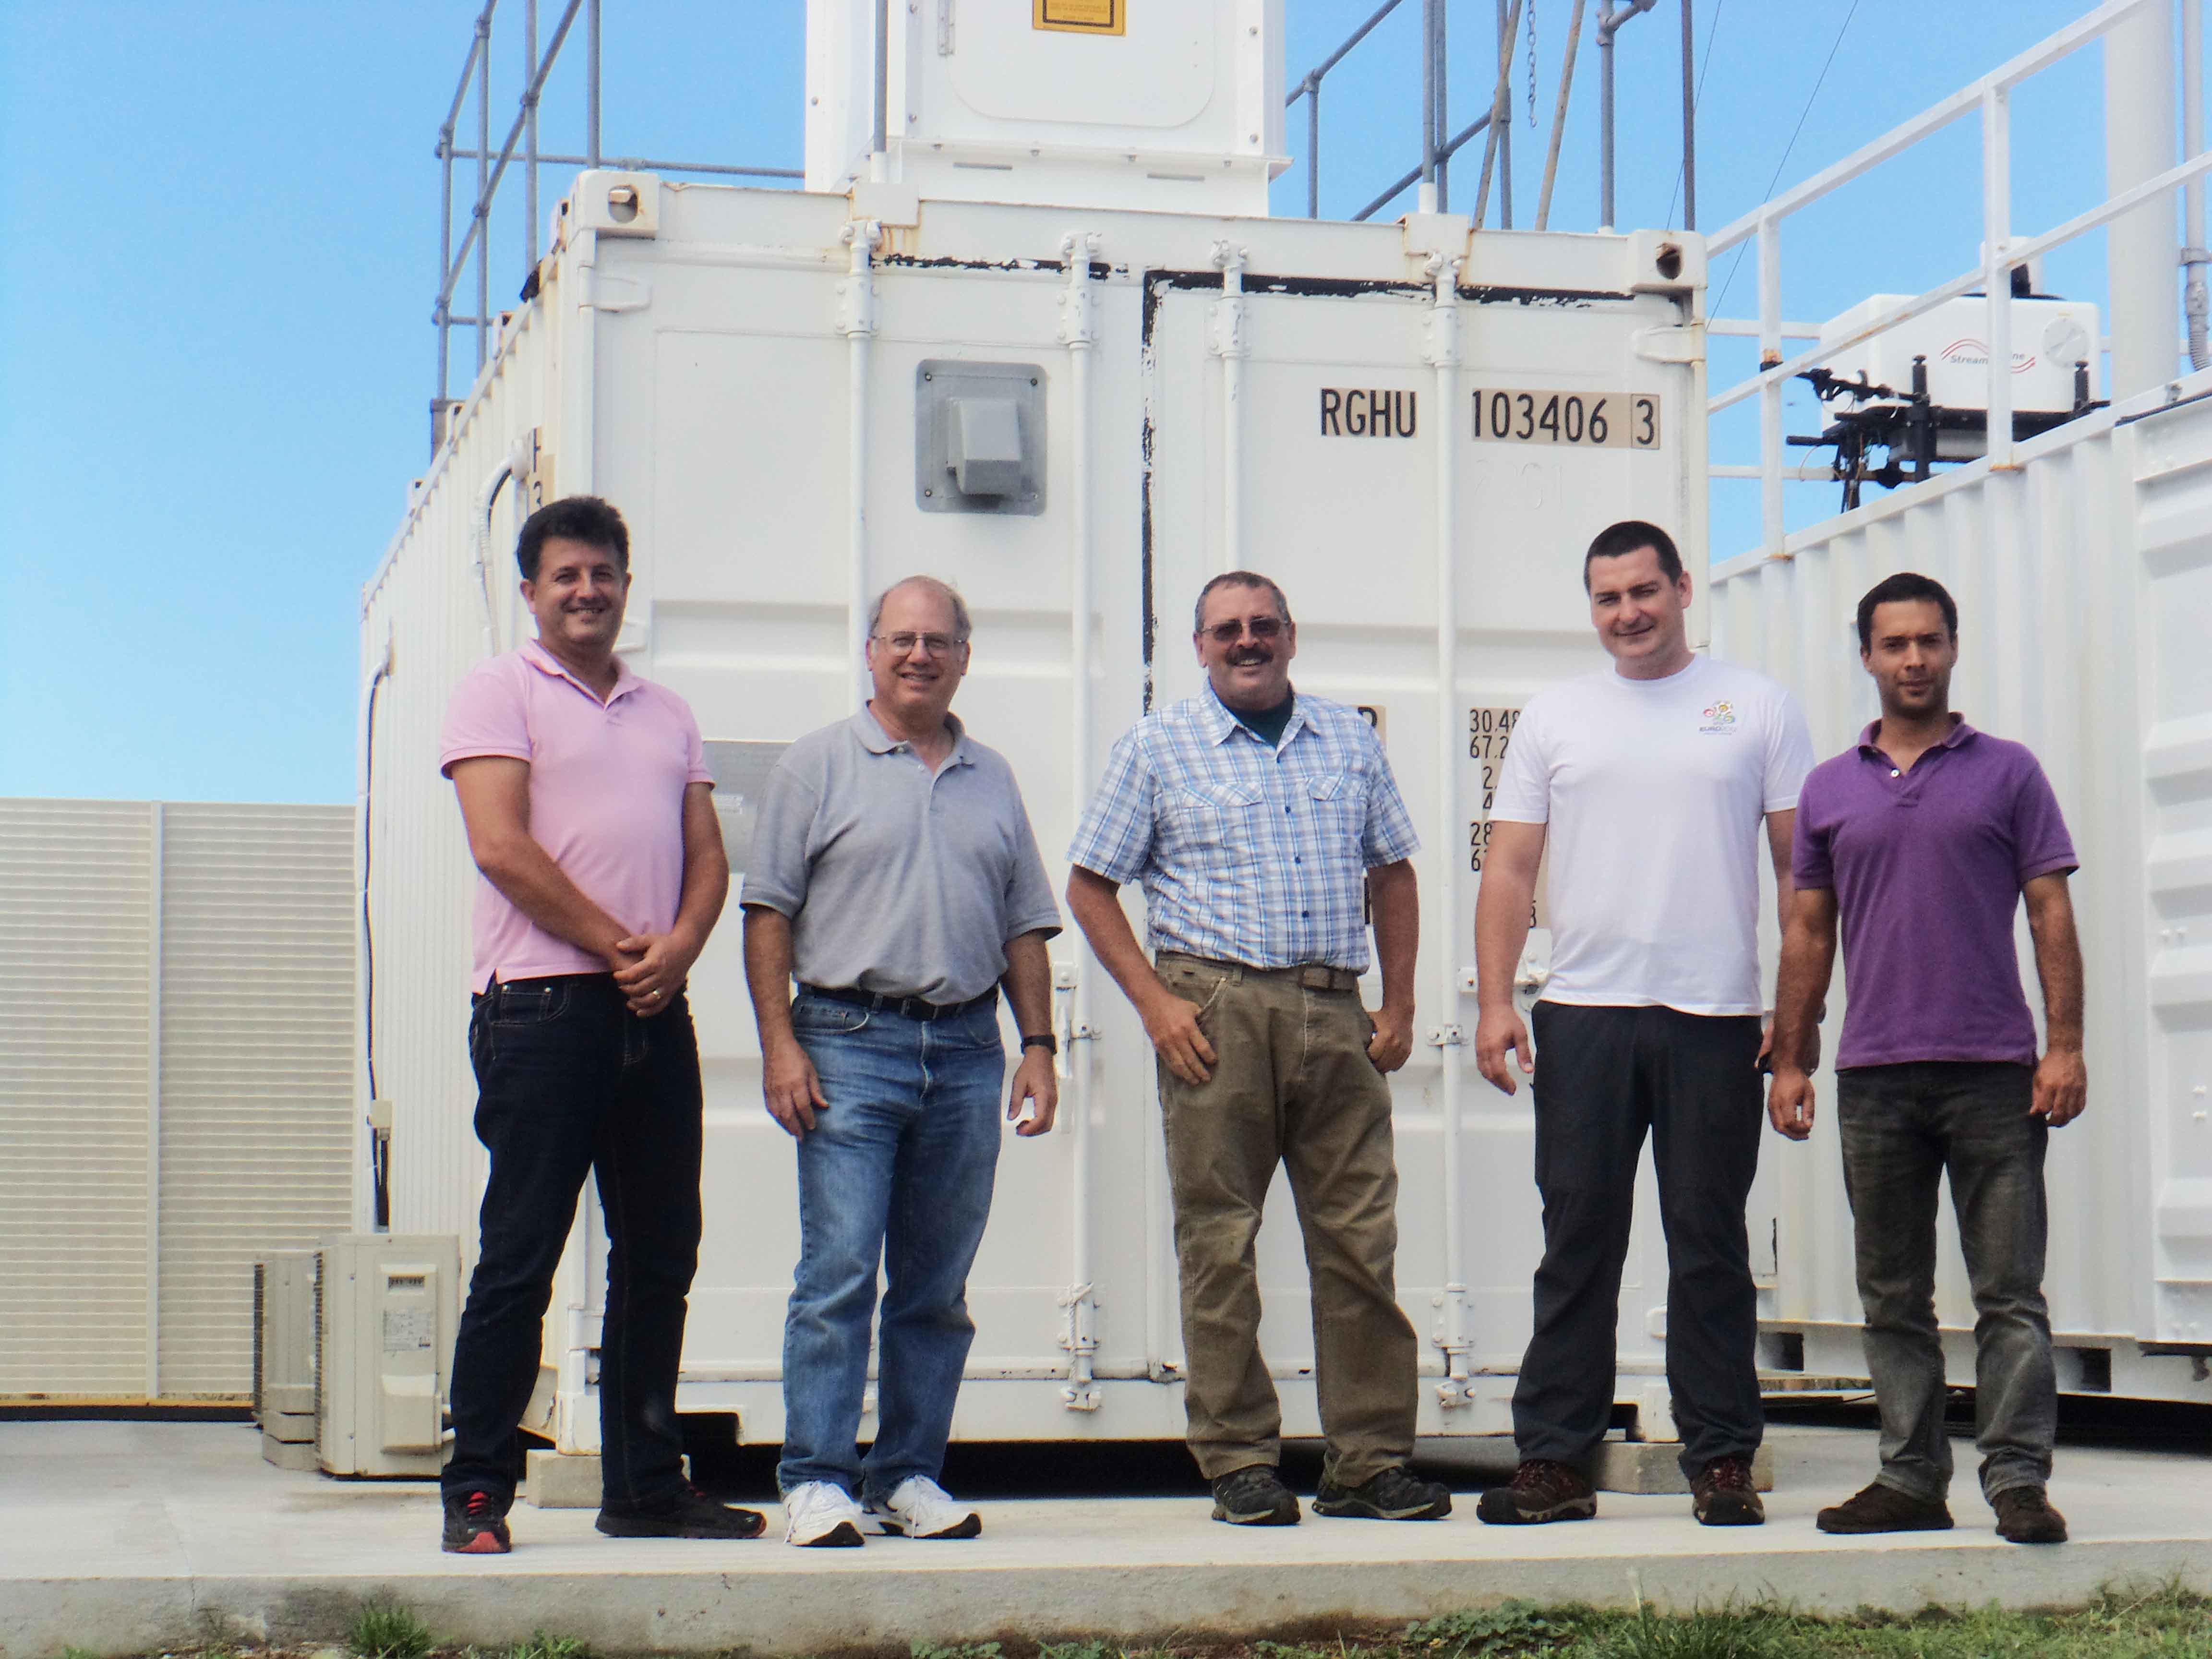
[
  {"xmin": 874, "ymin": 632, "xmax": 968, "ymax": 656},
  {"xmin": 1202, "ymin": 616, "xmax": 1286, "ymax": 645}
]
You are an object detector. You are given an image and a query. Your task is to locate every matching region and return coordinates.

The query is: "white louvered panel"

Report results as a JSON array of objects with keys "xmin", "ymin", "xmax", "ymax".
[
  {"xmin": 0, "ymin": 800, "xmax": 156, "ymax": 1396},
  {"xmin": 156, "ymin": 805, "xmax": 355, "ymax": 1398}
]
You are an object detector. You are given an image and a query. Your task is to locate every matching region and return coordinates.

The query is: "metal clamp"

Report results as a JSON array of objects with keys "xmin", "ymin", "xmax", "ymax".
[{"xmin": 1426, "ymin": 1024, "xmax": 1467, "ymax": 1047}]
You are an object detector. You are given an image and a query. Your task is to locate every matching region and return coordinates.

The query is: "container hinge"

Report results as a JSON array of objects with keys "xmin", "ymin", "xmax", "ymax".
[
  {"xmin": 1633, "ymin": 324, "xmax": 1704, "ymax": 365},
  {"xmin": 1058, "ymin": 1282, "xmax": 1101, "ymax": 1410},
  {"xmin": 937, "ymin": 0, "xmax": 954, "ymax": 55},
  {"xmin": 1426, "ymin": 1024, "xmax": 1466, "ymax": 1047},
  {"xmin": 1430, "ymin": 1286, "xmax": 1475, "ymax": 1409}
]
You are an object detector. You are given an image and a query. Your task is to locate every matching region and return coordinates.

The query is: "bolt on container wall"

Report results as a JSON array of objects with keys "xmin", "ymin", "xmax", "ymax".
[
  {"xmin": 1712, "ymin": 373, "xmax": 2212, "ymax": 1404},
  {"xmin": 364, "ymin": 170, "xmax": 1713, "ymax": 1450}
]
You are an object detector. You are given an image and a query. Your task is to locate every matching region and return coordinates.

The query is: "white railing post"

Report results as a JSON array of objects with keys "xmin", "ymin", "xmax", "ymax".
[
  {"xmin": 1983, "ymin": 85, "xmax": 2016, "ymax": 469},
  {"xmin": 1757, "ymin": 213, "xmax": 1785, "ymax": 553}
]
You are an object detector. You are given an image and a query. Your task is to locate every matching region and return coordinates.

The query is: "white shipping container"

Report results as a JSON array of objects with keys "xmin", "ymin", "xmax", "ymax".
[
  {"xmin": 362, "ymin": 164, "xmax": 1720, "ymax": 1452},
  {"xmin": 1712, "ymin": 372, "xmax": 2212, "ymax": 1404}
]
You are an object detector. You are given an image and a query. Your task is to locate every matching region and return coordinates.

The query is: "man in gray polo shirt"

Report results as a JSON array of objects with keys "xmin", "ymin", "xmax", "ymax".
[{"xmin": 742, "ymin": 575, "xmax": 1061, "ymax": 1550}]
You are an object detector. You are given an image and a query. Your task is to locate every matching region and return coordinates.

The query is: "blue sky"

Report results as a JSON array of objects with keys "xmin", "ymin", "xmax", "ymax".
[{"xmin": 0, "ymin": 1, "xmax": 2132, "ymax": 803}]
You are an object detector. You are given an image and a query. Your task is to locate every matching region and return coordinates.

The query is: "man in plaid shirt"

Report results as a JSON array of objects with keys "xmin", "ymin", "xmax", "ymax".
[{"xmin": 1066, "ymin": 571, "xmax": 1448, "ymax": 1528}]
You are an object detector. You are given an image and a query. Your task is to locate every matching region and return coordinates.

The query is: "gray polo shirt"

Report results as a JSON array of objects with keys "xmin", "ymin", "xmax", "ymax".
[{"xmin": 742, "ymin": 708, "xmax": 1062, "ymax": 1004}]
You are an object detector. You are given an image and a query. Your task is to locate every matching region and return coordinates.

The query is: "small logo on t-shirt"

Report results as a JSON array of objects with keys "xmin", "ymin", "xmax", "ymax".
[{"xmin": 1699, "ymin": 700, "xmax": 1739, "ymax": 735}]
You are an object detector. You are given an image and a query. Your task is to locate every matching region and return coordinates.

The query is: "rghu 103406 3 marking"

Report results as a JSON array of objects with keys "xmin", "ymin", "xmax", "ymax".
[{"xmin": 1471, "ymin": 389, "xmax": 1660, "ymax": 449}]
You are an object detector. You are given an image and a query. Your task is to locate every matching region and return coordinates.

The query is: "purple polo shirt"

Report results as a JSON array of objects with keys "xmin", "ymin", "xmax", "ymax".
[{"xmin": 1791, "ymin": 718, "xmax": 2076, "ymax": 1070}]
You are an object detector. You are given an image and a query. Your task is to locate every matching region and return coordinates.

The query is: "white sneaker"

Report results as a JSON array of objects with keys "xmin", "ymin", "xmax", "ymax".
[
  {"xmin": 782, "ymin": 1480, "xmax": 866, "ymax": 1547},
  {"xmin": 866, "ymin": 1476, "xmax": 982, "ymax": 1539}
]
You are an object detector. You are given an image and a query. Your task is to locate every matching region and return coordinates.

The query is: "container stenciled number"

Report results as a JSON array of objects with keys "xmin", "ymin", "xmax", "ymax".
[
  {"xmin": 1472, "ymin": 389, "xmax": 1660, "ymax": 449},
  {"xmin": 1467, "ymin": 707, "xmax": 1522, "ymax": 873}
]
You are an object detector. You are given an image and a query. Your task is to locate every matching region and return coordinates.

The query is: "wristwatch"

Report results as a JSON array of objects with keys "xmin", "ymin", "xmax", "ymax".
[{"xmin": 1021, "ymin": 1033, "xmax": 1059, "ymax": 1056}]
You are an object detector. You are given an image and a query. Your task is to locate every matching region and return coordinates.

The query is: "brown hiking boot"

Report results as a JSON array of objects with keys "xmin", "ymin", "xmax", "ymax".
[
  {"xmin": 1816, "ymin": 1481, "xmax": 1954, "ymax": 1534},
  {"xmin": 1476, "ymin": 1459, "xmax": 1597, "ymax": 1525},
  {"xmin": 1691, "ymin": 1455, "xmax": 1765, "ymax": 1526},
  {"xmin": 1992, "ymin": 1486, "xmax": 2068, "ymax": 1544}
]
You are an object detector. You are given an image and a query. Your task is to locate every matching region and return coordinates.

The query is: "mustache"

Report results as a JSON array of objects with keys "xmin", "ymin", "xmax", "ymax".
[{"xmin": 1226, "ymin": 647, "xmax": 1274, "ymax": 666}]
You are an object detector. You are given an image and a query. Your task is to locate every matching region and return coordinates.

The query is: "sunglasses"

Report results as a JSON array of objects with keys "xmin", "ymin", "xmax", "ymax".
[{"xmin": 1202, "ymin": 617, "xmax": 1286, "ymax": 645}]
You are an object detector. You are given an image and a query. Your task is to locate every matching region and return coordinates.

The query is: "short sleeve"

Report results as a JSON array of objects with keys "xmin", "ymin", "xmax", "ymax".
[
  {"xmin": 680, "ymin": 700, "xmax": 712, "ymax": 787},
  {"xmin": 1489, "ymin": 704, "xmax": 1551, "ymax": 824},
  {"xmin": 1360, "ymin": 734, "xmax": 1421, "ymax": 867},
  {"xmin": 1066, "ymin": 727, "xmax": 1157, "ymax": 883},
  {"xmin": 2011, "ymin": 755, "xmax": 2079, "ymax": 882},
  {"xmin": 440, "ymin": 661, "xmax": 532, "ymax": 777},
  {"xmin": 1000, "ymin": 787, "xmax": 1065, "ymax": 942},
  {"xmin": 1763, "ymin": 688, "xmax": 1816, "ymax": 812},
  {"xmin": 736, "ymin": 753, "xmax": 820, "ymax": 917},
  {"xmin": 1790, "ymin": 773, "xmax": 1836, "ymax": 890}
]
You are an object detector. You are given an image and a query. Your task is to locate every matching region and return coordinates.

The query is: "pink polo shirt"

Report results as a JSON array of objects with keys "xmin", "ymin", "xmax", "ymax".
[{"xmin": 440, "ymin": 638, "xmax": 712, "ymax": 988}]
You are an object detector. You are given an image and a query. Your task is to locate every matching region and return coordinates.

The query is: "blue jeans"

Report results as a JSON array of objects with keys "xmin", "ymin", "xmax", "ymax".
[{"xmin": 777, "ymin": 991, "xmax": 1005, "ymax": 1499}]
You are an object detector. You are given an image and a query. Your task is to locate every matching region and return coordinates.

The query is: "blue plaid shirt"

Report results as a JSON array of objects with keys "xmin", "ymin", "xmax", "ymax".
[{"xmin": 1068, "ymin": 685, "xmax": 1419, "ymax": 971}]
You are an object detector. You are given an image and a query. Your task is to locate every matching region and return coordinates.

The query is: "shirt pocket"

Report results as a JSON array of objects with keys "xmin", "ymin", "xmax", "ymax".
[
  {"xmin": 1302, "ymin": 770, "xmax": 1368, "ymax": 847},
  {"xmin": 1164, "ymin": 779, "xmax": 1265, "ymax": 865}
]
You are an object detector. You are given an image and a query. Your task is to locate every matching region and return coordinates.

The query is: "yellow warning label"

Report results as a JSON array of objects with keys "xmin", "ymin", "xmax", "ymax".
[{"xmin": 1034, "ymin": 0, "xmax": 1125, "ymax": 35}]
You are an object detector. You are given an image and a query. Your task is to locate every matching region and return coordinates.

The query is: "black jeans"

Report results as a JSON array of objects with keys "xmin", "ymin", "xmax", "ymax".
[
  {"xmin": 1512, "ymin": 1002, "xmax": 1765, "ymax": 1477},
  {"xmin": 1837, "ymin": 1060, "xmax": 2053, "ymax": 1502},
  {"xmin": 442, "ymin": 974, "xmax": 704, "ymax": 1511}
]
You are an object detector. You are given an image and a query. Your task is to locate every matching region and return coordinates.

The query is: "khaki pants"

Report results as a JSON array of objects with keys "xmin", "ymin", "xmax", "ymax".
[{"xmin": 1154, "ymin": 953, "xmax": 1419, "ymax": 1486}]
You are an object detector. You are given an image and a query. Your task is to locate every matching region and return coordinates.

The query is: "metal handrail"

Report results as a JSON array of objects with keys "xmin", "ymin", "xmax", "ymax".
[
  {"xmin": 429, "ymin": 0, "xmax": 799, "ymax": 433},
  {"xmin": 1705, "ymin": 0, "xmax": 2205, "ymax": 559}
]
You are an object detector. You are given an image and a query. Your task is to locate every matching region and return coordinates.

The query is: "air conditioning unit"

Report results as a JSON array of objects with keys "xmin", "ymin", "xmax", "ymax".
[
  {"xmin": 315, "ymin": 1234, "xmax": 461, "ymax": 1477},
  {"xmin": 253, "ymin": 1250, "xmax": 321, "ymax": 1471}
]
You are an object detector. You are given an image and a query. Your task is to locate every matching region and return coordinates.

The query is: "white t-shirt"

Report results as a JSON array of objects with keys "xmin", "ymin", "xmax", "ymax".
[{"xmin": 1491, "ymin": 655, "xmax": 1813, "ymax": 1016}]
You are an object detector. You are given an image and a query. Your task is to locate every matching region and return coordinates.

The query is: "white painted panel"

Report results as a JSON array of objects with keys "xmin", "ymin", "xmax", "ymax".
[
  {"xmin": 1713, "ymin": 374, "xmax": 2212, "ymax": 1401},
  {"xmin": 156, "ymin": 805, "xmax": 355, "ymax": 1398},
  {"xmin": 0, "ymin": 801, "xmax": 155, "ymax": 1397}
]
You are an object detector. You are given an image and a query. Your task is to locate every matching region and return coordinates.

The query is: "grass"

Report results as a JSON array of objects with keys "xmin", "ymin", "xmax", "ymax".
[
  {"xmin": 52, "ymin": 1586, "xmax": 2212, "ymax": 1659},
  {"xmin": 347, "ymin": 1601, "xmax": 435, "ymax": 1659}
]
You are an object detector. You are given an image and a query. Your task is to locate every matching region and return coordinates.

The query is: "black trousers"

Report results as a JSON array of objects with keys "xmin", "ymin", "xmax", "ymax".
[
  {"xmin": 1511, "ymin": 1001, "xmax": 1765, "ymax": 1477},
  {"xmin": 442, "ymin": 974, "xmax": 704, "ymax": 1511}
]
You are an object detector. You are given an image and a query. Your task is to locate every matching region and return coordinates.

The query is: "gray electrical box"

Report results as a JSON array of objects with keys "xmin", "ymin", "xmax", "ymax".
[
  {"xmin": 254, "ymin": 1250, "xmax": 320, "ymax": 1471},
  {"xmin": 315, "ymin": 1233, "xmax": 460, "ymax": 1478},
  {"xmin": 915, "ymin": 359, "xmax": 1045, "ymax": 514}
]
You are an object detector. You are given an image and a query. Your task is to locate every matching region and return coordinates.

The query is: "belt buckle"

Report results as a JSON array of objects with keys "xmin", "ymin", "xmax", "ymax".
[{"xmin": 1297, "ymin": 965, "xmax": 1330, "ymax": 991}]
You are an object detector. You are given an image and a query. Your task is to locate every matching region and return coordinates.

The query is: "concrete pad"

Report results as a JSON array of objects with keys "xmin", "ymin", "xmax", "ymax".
[
  {"xmin": 523, "ymin": 1449, "xmax": 601, "ymax": 1509},
  {"xmin": 1589, "ymin": 1440, "xmax": 1775, "ymax": 1494},
  {"xmin": 5, "ymin": 1421, "xmax": 2211, "ymax": 1659}
]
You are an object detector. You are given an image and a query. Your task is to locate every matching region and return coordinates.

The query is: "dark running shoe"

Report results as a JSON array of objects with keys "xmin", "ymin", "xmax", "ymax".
[
  {"xmin": 1210, "ymin": 1464, "xmax": 1300, "ymax": 1526},
  {"xmin": 1312, "ymin": 1464, "xmax": 1453, "ymax": 1521},
  {"xmin": 596, "ymin": 1484, "xmax": 768, "ymax": 1540},
  {"xmin": 1476, "ymin": 1458, "xmax": 1597, "ymax": 1525},
  {"xmin": 1692, "ymin": 1455, "xmax": 1766, "ymax": 1526},
  {"xmin": 441, "ymin": 1488, "xmax": 512, "ymax": 1554},
  {"xmin": 1992, "ymin": 1486, "xmax": 2068, "ymax": 1544},
  {"xmin": 1816, "ymin": 1481, "xmax": 1953, "ymax": 1534}
]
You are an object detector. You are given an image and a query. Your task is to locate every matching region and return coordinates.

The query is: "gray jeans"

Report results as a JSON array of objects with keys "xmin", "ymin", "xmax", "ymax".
[{"xmin": 1837, "ymin": 1060, "xmax": 2054, "ymax": 1502}]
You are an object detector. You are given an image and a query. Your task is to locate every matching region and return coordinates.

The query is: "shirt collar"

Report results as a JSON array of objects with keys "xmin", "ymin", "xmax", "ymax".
[
  {"xmin": 521, "ymin": 637, "xmax": 640, "ymax": 705},
  {"xmin": 1201, "ymin": 680, "xmax": 1314, "ymax": 750},
  {"xmin": 1857, "ymin": 714, "xmax": 1978, "ymax": 756},
  {"xmin": 854, "ymin": 704, "xmax": 971, "ymax": 766}
]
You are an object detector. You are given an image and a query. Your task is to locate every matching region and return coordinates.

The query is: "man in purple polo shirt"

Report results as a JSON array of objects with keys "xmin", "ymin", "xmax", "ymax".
[
  {"xmin": 435, "ymin": 495, "xmax": 763, "ymax": 1553},
  {"xmin": 1768, "ymin": 571, "xmax": 2085, "ymax": 1547}
]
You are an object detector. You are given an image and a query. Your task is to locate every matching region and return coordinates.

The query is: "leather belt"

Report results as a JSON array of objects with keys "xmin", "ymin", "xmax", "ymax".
[
  {"xmin": 1156, "ymin": 952, "xmax": 1363, "ymax": 994},
  {"xmin": 800, "ymin": 983, "xmax": 1000, "ymax": 1022}
]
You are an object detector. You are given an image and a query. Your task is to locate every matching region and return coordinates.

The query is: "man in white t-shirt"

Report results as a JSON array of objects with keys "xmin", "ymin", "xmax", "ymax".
[{"xmin": 1471, "ymin": 520, "xmax": 1813, "ymax": 1530}]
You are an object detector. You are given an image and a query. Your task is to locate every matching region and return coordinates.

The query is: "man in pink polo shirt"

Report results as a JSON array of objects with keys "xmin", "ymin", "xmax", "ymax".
[{"xmin": 435, "ymin": 495, "xmax": 761, "ymax": 1553}]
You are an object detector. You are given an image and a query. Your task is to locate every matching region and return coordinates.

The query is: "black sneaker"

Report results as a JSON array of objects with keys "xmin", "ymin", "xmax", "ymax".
[
  {"xmin": 1691, "ymin": 1455, "xmax": 1765, "ymax": 1526},
  {"xmin": 1313, "ymin": 1464, "xmax": 1452, "ymax": 1520},
  {"xmin": 1476, "ymin": 1458, "xmax": 1597, "ymax": 1525},
  {"xmin": 1210, "ymin": 1464, "xmax": 1300, "ymax": 1526},
  {"xmin": 442, "ymin": 1488, "xmax": 513, "ymax": 1554},
  {"xmin": 596, "ymin": 1484, "xmax": 768, "ymax": 1539}
]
